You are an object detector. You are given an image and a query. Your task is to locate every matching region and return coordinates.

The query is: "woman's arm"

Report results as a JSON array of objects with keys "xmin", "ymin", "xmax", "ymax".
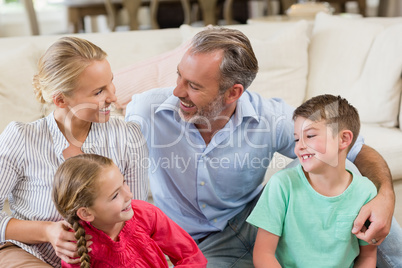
[
  {"xmin": 0, "ymin": 122, "xmax": 81, "ymax": 264},
  {"xmin": 354, "ymin": 245, "xmax": 377, "ymax": 268},
  {"xmin": 352, "ymin": 145, "xmax": 394, "ymax": 244},
  {"xmin": 253, "ymin": 228, "xmax": 281, "ymax": 268},
  {"xmin": 5, "ymin": 218, "xmax": 82, "ymax": 264}
]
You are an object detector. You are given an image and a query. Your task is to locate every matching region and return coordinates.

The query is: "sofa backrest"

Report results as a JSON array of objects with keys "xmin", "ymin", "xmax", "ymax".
[
  {"xmin": 1, "ymin": 14, "xmax": 402, "ymax": 134},
  {"xmin": 306, "ymin": 13, "xmax": 402, "ymax": 128}
]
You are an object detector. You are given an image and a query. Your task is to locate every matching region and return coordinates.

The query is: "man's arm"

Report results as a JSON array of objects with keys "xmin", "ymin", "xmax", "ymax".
[{"xmin": 352, "ymin": 144, "xmax": 395, "ymax": 244}]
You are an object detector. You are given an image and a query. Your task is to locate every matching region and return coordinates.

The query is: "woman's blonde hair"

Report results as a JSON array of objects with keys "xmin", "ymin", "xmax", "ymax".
[
  {"xmin": 33, "ymin": 37, "xmax": 107, "ymax": 104},
  {"xmin": 52, "ymin": 154, "xmax": 114, "ymax": 268}
]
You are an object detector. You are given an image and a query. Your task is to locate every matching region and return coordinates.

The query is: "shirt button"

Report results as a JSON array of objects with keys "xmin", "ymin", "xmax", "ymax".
[
  {"xmin": 213, "ymin": 218, "xmax": 217, "ymax": 223},
  {"xmin": 202, "ymin": 204, "xmax": 206, "ymax": 208},
  {"xmin": 200, "ymin": 181, "xmax": 205, "ymax": 186}
]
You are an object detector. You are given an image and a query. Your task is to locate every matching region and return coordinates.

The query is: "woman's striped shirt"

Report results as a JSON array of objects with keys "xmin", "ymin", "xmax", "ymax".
[{"xmin": 0, "ymin": 113, "xmax": 149, "ymax": 267}]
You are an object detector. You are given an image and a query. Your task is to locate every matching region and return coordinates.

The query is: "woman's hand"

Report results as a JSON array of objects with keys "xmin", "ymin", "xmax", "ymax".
[
  {"xmin": 5, "ymin": 218, "xmax": 92, "ymax": 264},
  {"xmin": 46, "ymin": 220, "xmax": 92, "ymax": 264}
]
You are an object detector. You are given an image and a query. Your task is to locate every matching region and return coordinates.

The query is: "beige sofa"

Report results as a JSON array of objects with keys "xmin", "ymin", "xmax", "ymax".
[{"xmin": 0, "ymin": 13, "xmax": 401, "ymax": 224}]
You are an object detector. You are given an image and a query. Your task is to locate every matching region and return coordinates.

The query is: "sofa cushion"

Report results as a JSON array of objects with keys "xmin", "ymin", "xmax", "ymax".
[
  {"xmin": 348, "ymin": 24, "xmax": 402, "ymax": 127},
  {"xmin": 361, "ymin": 124, "xmax": 402, "ymax": 180},
  {"xmin": 0, "ymin": 44, "xmax": 43, "ymax": 132},
  {"xmin": 248, "ymin": 21, "xmax": 309, "ymax": 108},
  {"xmin": 306, "ymin": 13, "xmax": 402, "ymax": 127},
  {"xmin": 81, "ymin": 29, "xmax": 183, "ymax": 71},
  {"xmin": 113, "ymin": 41, "xmax": 190, "ymax": 111},
  {"xmin": 179, "ymin": 21, "xmax": 310, "ymax": 108}
]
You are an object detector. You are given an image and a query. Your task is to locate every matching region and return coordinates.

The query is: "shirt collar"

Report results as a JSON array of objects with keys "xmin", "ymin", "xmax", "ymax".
[
  {"xmin": 234, "ymin": 91, "xmax": 260, "ymax": 126},
  {"xmin": 46, "ymin": 112, "xmax": 69, "ymax": 156},
  {"xmin": 155, "ymin": 93, "xmax": 182, "ymax": 122},
  {"xmin": 155, "ymin": 90, "xmax": 261, "ymax": 125},
  {"xmin": 46, "ymin": 112, "xmax": 99, "ymax": 155}
]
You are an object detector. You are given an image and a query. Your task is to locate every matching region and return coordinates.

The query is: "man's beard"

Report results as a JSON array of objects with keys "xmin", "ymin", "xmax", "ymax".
[{"xmin": 178, "ymin": 93, "xmax": 226, "ymax": 125}]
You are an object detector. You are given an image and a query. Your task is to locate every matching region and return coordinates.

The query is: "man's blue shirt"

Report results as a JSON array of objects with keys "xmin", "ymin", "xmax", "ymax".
[{"xmin": 125, "ymin": 87, "xmax": 363, "ymax": 239}]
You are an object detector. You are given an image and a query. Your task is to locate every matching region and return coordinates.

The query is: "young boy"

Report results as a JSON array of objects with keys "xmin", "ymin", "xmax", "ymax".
[{"xmin": 247, "ymin": 94, "xmax": 377, "ymax": 267}]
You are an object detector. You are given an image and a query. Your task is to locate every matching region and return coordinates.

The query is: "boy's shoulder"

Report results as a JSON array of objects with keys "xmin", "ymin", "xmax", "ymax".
[
  {"xmin": 350, "ymin": 171, "xmax": 377, "ymax": 193},
  {"xmin": 274, "ymin": 164, "xmax": 301, "ymax": 178},
  {"xmin": 267, "ymin": 165, "xmax": 303, "ymax": 188}
]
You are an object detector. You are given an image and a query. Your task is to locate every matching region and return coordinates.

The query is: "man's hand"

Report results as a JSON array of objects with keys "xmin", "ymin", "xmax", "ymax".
[
  {"xmin": 46, "ymin": 220, "xmax": 92, "ymax": 264},
  {"xmin": 352, "ymin": 193, "xmax": 393, "ymax": 245},
  {"xmin": 353, "ymin": 145, "xmax": 395, "ymax": 245}
]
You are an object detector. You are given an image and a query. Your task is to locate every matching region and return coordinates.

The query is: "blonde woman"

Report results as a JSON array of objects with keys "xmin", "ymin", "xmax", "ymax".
[{"xmin": 0, "ymin": 37, "xmax": 148, "ymax": 268}]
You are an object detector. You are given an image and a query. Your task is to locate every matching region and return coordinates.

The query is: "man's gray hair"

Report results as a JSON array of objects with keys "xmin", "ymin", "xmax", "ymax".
[{"xmin": 189, "ymin": 26, "xmax": 259, "ymax": 92}]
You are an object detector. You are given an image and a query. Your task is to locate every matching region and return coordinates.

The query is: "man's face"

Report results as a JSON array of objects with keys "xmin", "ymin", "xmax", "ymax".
[{"xmin": 173, "ymin": 50, "xmax": 228, "ymax": 125}]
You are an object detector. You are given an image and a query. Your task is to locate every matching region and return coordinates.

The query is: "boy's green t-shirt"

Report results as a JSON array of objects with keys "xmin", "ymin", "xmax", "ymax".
[{"xmin": 247, "ymin": 164, "xmax": 377, "ymax": 268}]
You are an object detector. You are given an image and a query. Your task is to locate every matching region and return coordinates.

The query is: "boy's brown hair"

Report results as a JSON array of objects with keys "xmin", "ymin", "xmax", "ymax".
[{"xmin": 293, "ymin": 94, "xmax": 360, "ymax": 150}]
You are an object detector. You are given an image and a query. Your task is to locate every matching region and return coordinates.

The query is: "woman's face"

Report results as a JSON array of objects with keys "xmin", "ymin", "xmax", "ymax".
[{"xmin": 63, "ymin": 59, "xmax": 117, "ymax": 124}]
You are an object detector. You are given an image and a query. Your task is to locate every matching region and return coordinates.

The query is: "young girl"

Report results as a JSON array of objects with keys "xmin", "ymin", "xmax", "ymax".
[{"xmin": 53, "ymin": 154, "xmax": 207, "ymax": 268}]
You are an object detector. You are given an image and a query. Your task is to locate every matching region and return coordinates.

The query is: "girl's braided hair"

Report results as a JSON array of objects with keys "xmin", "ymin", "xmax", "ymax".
[{"xmin": 52, "ymin": 154, "xmax": 114, "ymax": 268}]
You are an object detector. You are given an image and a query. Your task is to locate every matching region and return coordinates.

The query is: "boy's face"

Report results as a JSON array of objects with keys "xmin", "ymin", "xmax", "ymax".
[{"xmin": 294, "ymin": 117, "xmax": 340, "ymax": 173}]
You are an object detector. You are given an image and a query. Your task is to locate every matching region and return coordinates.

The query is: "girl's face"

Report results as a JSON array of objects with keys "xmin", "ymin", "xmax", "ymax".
[
  {"xmin": 88, "ymin": 163, "xmax": 134, "ymax": 235},
  {"xmin": 63, "ymin": 59, "xmax": 117, "ymax": 124}
]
